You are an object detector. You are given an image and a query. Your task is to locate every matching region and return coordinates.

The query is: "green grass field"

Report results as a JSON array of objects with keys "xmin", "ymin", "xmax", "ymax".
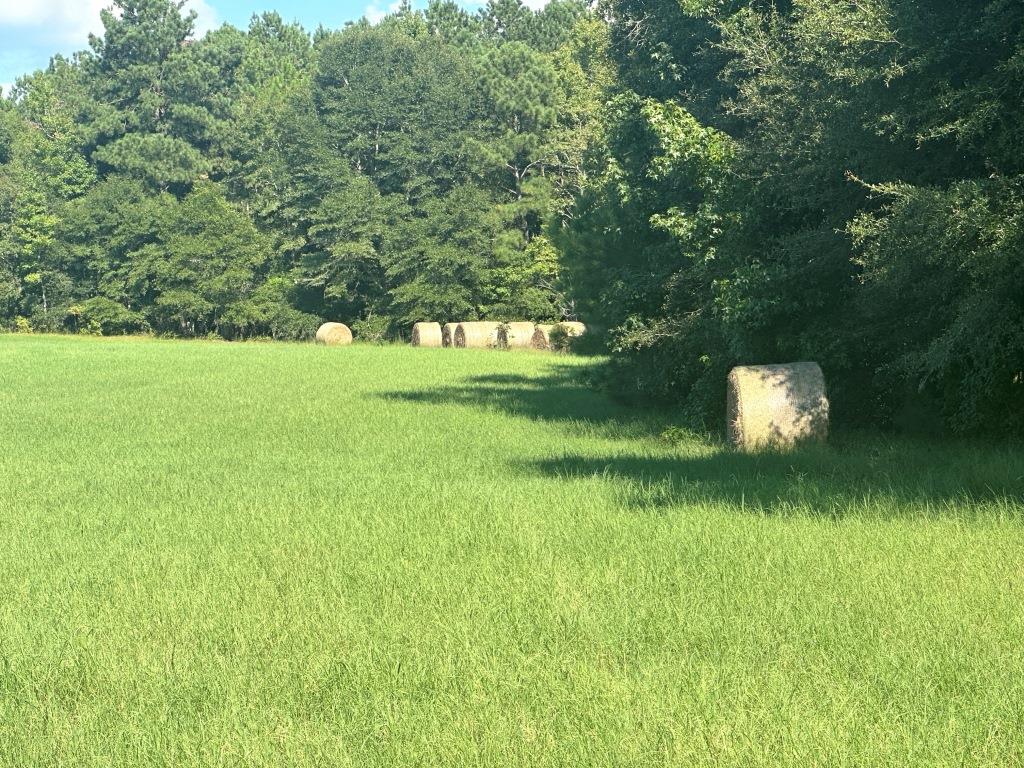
[{"xmin": 1, "ymin": 334, "xmax": 1022, "ymax": 767}]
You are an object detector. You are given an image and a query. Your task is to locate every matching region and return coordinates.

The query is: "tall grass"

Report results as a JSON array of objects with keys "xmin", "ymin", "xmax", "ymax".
[{"xmin": 0, "ymin": 334, "xmax": 1021, "ymax": 766}]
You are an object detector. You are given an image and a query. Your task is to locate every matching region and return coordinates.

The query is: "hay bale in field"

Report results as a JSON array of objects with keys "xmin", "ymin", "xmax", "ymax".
[
  {"xmin": 531, "ymin": 322, "xmax": 587, "ymax": 351},
  {"xmin": 442, "ymin": 323, "xmax": 458, "ymax": 348},
  {"xmin": 727, "ymin": 362, "xmax": 829, "ymax": 451},
  {"xmin": 531, "ymin": 324, "xmax": 557, "ymax": 350},
  {"xmin": 559, "ymin": 321, "xmax": 587, "ymax": 338},
  {"xmin": 454, "ymin": 321, "xmax": 501, "ymax": 349},
  {"xmin": 411, "ymin": 322, "xmax": 443, "ymax": 348},
  {"xmin": 497, "ymin": 322, "xmax": 536, "ymax": 349},
  {"xmin": 315, "ymin": 322, "xmax": 353, "ymax": 346}
]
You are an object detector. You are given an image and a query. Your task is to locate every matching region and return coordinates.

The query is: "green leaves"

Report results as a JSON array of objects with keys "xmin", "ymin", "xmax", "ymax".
[
  {"xmin": 66, "ymin": 296, "xmax": 149, "ymax": 335},
  {"xmin": 851, "ymin": 177, "xmax": 1024, "ymax": 435},
  {"xmin": 92, "ymin": 134, "xmax": 208, "ymax": 189},
  {"xmin": 314, "ymin": 24, "xmax": 480, "ymax": 199},
  {"xmin": 565, "ymin": 0, "xmax": 1024, "ymax": 435}
]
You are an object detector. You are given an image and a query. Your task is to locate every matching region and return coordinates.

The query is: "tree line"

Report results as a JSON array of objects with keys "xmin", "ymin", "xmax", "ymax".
[{"xmin": 1, "ymin": 0, "xmax": 1021, "ymax": 436}]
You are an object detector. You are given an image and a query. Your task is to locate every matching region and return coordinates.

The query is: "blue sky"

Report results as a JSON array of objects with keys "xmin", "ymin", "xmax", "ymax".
[{"xmin": 0, "ymin": 0, "xmax": 499, "ymax": 94}]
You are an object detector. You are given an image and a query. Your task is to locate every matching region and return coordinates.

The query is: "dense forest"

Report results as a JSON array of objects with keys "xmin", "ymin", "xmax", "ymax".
[{"xmin": 1, "ymin": 0, "xmax": 1022, "ymax": 436}]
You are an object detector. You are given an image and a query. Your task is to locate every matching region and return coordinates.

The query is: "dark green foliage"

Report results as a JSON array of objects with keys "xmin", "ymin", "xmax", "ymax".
[
  {"xmin": 220, "ymin": 277, "xmax": 319, "ymax": 340},
  {"xmin": 481, "ymin": 0, "xmax": 586, "ymax": 52},
  {"xmin": 312, "ymin": 24, "xmax": 479, "ymax": 200},
  {"xmin": 851, "ymin": 178, "xmax": 1024, "ymax": 436},
  {"xmin": 92, "ymin": 133, "xmax": 208, "ymax": 188},
  {"xmin": 387, "ymin": 184, "xmax": 503, "ymax": 323},
  {"xmin": 425, "ymin": 1, "xmax": 481, "ymax": 45},
  {"xmin": 65, "ymin": 296, "xmax": 149, "ymax": 335},
  {"xmin": 560, "ymin": 0, "xmax": 1024, "ymax": 436},
  {"xmin": 0, "ymin": 110, "xmax": 14, "ymax": 166}
]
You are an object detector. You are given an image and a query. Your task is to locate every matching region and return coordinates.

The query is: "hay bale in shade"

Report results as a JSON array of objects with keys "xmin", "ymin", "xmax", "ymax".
[
  {"xmin": 454, "ymin": 322, "xmax": 501, "ymax": 349},
  {"xmin": 442, "ymin": 323, "xmax": 458, "ymax": 348},
  {"xmin": 531, "ymin": 322, "xmax": 587, "ymax": 351},
  {"xmin": 531, "ymin": 324, "xmax": 557, "ymax": 350},
  {"xmin": 315, "ymin": 322, "xmax": 353, "ymax": 346},
  {"xmin": 727, "ymin": 362, "xmax": 829, "ymax": 451},
  {"xmin": 411, "ymin": 322, "xmax": 443, "ymax": 348},
  {"xmin": 497, "ymin": 322, "xmax": 536, "ymax": 349}
]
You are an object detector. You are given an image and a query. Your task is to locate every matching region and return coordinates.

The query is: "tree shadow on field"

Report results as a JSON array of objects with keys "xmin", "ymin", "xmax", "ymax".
[
  {"xmin": 525, "ymin": 443, "xmax": 1024, "ymax": 516},
  {"xmin": 377, "ymin": 363, "xmax": 674, "ymax": 442},
  {"xmin": 375, "ymin": 364, "xmax": 1024, "ymax": 516}
]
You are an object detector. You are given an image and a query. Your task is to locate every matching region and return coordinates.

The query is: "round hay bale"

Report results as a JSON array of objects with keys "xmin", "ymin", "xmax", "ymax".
[
  {"xmin": 533, "ymin": 322, "xmax": 588, "ymax": 352},
  {"xmin": 411, "ymin": 322, "xmax": 443, "ymax": 348},
  {"xmin": 727, "ymin": 362, "xmax": 829, "ymax": 451},
  {"xmin": 454, "ymin": 322, "xmax": 501, "ymax": 349},
  {"xmin": 559, "ymin": 321, "xmax": 587, "ymax": 338},
  {"xmin": 551, "ymin": 321, "xmax": 587, "ymax": 352},
  {"xmin": 315, "ymin": 322, "xmax": 353, "ymax": 347},
  {"xmin": 497, "ymin": 322, "xmax": 536, "ymax": 349},
  {"xmin": 442, "ymin": 323, "xmax": 459, "ymax": 348},
  {"xmin": 531, "ymin": 324, "xmax": 556, "ymax": 350}
]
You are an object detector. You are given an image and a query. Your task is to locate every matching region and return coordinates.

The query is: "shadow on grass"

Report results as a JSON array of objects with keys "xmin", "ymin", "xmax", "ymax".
[
  {"xmin": 525, "ymin": 441, "xmax": 1024, "ymax": 515},
  {"xmin": 377, "ymin": 363, "xmax": 677, "ymax": 442},
  {"xmin": 377, "ymin": 364, "xmax": 1024, "ymax": 515}
]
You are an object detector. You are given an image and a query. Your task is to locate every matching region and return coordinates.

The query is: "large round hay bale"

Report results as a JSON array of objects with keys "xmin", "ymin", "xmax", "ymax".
[
  {"xmin": 442, "ymin": 323, "xmax": 458, "ymax": 348},
  {"xmin": 454, "ymin": 322, "xmax": 501, "ymax": 349},
  {"xmin": 532, "ymin": 322, "xmax": 588, "ymax": 351},
  {"xmin": 531, "ymin": 324, "xmax": 557, "ymax": 350},
  {"xmin": 727, "ymin": 362, "xmax": 829, "ymax": 451},
  {"xmin": 411, "ymin": 322, "xmax": 442, "ymax": 348},
  {"xmin": 497, "ymin": 322, "xmax": 536, "ymax": 349},
  {"xmin": 315, "ymin": 322, "xmax": 353, "ymax": 346},
  {"xmin": 559, "ymin": 321, "xmax": 587, "ymax": 338}
]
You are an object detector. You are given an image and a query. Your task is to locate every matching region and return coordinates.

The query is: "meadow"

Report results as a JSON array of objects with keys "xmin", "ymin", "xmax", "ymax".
[{"xmin": 1, "ymin": 334, "xmax": 1022, "ymax": 767}]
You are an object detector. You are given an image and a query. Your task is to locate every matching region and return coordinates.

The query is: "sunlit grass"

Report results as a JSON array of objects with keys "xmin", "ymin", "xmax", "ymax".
[{"xmin": 1, "ymin": 334, "xmax": 1022, "ymax": 766}]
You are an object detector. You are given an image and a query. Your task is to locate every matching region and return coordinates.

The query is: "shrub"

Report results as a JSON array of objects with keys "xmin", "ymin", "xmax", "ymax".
[
  {"xmin": 351, "ymin": 315, "xmax": 392, "ymax": 344},
  {"xmin": 66, "ymin": 297, "xmax": 149, "ymax": 336},
  {"xmin": 220, "ymin": 278, "xmax": 320, "ymax": 341},
  {"xmin": 851, "ymin": 178, "xmax": 1024, "ymax": 436},
  {"xmin": 28, "ymin": 308, "xmax": 68, "ymax": 334}
]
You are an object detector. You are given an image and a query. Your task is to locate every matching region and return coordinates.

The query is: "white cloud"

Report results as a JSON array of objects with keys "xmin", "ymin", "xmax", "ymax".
[
  {"xmin": 0, "ymin": 1, "xmax": 109, "ymax": 41},
  {"xmin": 0, "ymin": 0, "xmax": 217, "ymax": 45},
  {"xmin": 187, "ymin": 0, "xmax": 218, "ymax": 37},
  {"xmin": 364, "ymin": 1, "xmax": 405, "ymax": 25}
]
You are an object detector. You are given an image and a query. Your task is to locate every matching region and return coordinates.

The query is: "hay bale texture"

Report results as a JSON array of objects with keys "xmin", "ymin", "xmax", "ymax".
[
  {"xmin": 727, "ymin": 362, "xmax": 829, "ymax": 451},
  {"xmin": 454, "ymin": 322, "xmax": 501, "ymax": 349},
  {"xmin": 497, "ymin": 322, "xmax": 536, "ymax": 349},
  {"xmin": 531, "ymin": 324, "xmax": 556, "ymax": 350},
  {"xmin": 411, "ymin": 322, "xmax": 443, "ymax": 348},
  {"xmin": 315, "ymin": 322, "xmax": 353, "ymax": 346},
  {"xmin": 531, "ymin": 322, "xmax": 587, "ymax": 351},
  {"xmin": 442, "ymin": 323, "xmax": 459, "ymax": 348}
]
